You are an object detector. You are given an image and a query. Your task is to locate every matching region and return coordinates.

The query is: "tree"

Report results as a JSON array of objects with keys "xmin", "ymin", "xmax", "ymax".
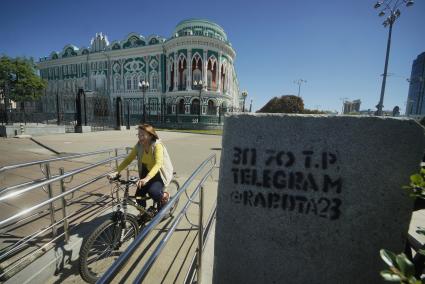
[
  {"xmin": 0, "ymin": 56, "xmax": 47, "ymax": 105},
  {"xmin": 257, "ymin": 95, "xmax": 304, "ymax": 113}
]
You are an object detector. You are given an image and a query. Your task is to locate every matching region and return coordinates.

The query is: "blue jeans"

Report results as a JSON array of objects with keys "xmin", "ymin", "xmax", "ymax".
[{"xmin": 136, "ymin": 169, "xmax": 164, "ymax": 207}]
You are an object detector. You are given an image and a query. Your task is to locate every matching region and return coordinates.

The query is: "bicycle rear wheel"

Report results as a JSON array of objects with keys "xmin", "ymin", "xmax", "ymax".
[{"xmin": 79, "ymin": 214, "xmax": 139, "ymax": 283}]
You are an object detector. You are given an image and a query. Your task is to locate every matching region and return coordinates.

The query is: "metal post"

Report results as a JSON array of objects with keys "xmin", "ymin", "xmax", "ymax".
[
  {"xmin": 4, "ymin": 80, "xmax": 9, "ymax": 125},
  {"xmin": 83, "ymin": 91, "xmax": 87, "ymax": 126},
  {"xmin": 142, "ymin": 89, "xmax": 146, "ymax": 123},
  {"xmin": 56, "ymin": 90, "xmax": 60, "ymax": 125},
  {"xmin": 198, "ymin": 89, "xmax": 202, "ymax": 123},
  {"xmin": 126, "ymin": 102, "xmax": 130, "ymax": 130},
  {"xmin": 76, "ymin": 89, "xmax": 82, "ymax": 127},
  {"xmin": 114, "ymin": 149, "xmax": 119, "ymax": 170},
  {"xmin": 59, "ymin": 167, "xmax": 69, "ymax": 243},
  {"xmin": 242, "ymin": 97, "xmax": 246, "ymax": 112},
  {"xmin": 376, "ymin": 20, "xmax": 393, "ymax": 116},
  {"xmin": 126, "ymin": 147, "xmax": 130, "ymax": 180},
  {"xmin": 197, "ymin": 185, "xmax": 204, "ymax": 283},
  {"xmin": 44, "ymin": 163, "xmax": 57, "ymax": 237}
]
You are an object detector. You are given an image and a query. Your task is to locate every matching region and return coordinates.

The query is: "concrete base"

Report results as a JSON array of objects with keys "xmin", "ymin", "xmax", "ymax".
[
  {"xmin": 0, "ymin": 124, "xmax": 65, "ymax": 138},
  {"xmin": 115, "ymin": 125, "xmax": 129, "ymax": 130},
  {"xmin": 14, "ymin": 134, "xmax": 32, "ymax": 139},
  {"xmin": 75, "ymin": 126, "xmax": 91, "ymax": 133}
]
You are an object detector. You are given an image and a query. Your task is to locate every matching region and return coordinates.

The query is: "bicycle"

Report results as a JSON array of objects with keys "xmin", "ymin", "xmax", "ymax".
[{"xmin": 78, "ymin": 174, "xmax": 180, "ymax": 283}]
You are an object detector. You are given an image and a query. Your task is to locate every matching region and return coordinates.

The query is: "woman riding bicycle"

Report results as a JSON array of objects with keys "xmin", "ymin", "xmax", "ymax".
[{"xmin": 108, "ymin": 123, "xmax": 174, "ymax": 216}]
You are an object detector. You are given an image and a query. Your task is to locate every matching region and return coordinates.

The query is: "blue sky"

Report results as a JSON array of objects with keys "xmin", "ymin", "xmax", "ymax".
[{"xmin": 1, "ymin": 0, "xmax": 424, "ymax": 113}]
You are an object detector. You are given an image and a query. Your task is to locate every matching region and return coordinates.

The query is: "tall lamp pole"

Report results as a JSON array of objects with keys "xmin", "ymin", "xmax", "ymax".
[
  {"xmin": 374, "ymin": 0, "xmax": 414, "ymax": 116},
  {"xmin": 241, "ymin": 90, "xmax": 248, "ymax": 112},
  {"xmin": 138, "ymin": 80, "xmax": 149, "ymax": 123},
  {"xmin": 193, "ymin": 80, "xmax": 204, "ymax": 123},
  {"xmin": 294, "ymin": 79, "xmax": 307, "ymax": 97}
]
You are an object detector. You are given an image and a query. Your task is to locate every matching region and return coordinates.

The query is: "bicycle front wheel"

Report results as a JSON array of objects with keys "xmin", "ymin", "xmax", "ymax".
[{"xmin": 79, "ymin": 214, "xmax": 139, "ymax": 283}]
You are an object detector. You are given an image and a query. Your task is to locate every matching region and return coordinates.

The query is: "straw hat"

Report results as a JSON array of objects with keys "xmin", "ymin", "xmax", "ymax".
[{"xmin": 138, "ymin": 124, "xmax": 159, "ymax": 140}]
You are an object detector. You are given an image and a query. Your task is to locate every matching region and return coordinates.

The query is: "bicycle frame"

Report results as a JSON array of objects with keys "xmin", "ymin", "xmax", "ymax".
[{"xmin": 110, "ymin": 178, "xmax": 151, "ymax": 220}]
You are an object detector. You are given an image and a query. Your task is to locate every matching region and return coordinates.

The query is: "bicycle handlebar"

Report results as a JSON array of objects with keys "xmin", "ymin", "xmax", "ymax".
[{"xmin": 109, "ymin": 174, "xmax": 138, "ymax": 185}]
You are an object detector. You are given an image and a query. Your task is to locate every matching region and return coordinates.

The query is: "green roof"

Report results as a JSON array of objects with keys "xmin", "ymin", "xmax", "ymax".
[{"xmin": 173, "ymin": 19, "xmax": 228, "ymax": 42}]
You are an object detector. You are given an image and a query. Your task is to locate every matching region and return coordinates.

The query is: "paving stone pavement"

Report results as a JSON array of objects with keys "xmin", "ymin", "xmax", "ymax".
[{"xmin": 0, "ymin": 129, "xmax": 221, "ymax": 283}]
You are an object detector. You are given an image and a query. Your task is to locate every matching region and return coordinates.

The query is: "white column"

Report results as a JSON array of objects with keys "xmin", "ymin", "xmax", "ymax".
[
  {"xmin": 158, "ymin": 55, "xmax": 162, "ymax": 91},
  {"xmin": 166, "ymin": 56, "xmax": 170, "ymax": 91},
  {"xmin": 187, "ymin": 50, "xmax": 192, "ymax": 90},
  {"xmin": 217, "ymin": 52, "xmax": 222, "ymax": 93},
  {"xmin": 173, "ymin": 53, "xmax": 177, "ymax": 91},
  {"xmin": 120, "ymin": 59, "xmax": 125, "ymax": 93},
  {"xmin": 203, "ymin": 50, "xmax": 207, "ymax": 88},
  {"xmin": 146, "ymin": 56, "xmax": 149, "ymax": 86}
]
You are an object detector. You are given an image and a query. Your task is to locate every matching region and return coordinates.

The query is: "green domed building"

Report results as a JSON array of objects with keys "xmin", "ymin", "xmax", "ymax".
[{"xmin": 37, "ymin": 19, "xmax": 241, "ymax": 129}]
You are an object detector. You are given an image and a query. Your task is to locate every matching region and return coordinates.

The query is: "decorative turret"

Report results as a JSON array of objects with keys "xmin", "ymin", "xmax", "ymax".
[{"xmin": 90, "ymin": 33, "xmax": 109, "ymax": 52}]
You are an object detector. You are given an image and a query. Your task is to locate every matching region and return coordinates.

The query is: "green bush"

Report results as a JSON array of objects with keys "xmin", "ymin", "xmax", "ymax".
[{"xmin": 380, "ymin": 169, "xmax": 425, "ymax": 283}]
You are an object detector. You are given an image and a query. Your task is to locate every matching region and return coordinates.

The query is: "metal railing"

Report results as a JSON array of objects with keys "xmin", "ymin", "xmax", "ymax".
[
  {"xmin": 0, "ymin": 147, "xmax": 131, "ymax": 279},
  {"xmin": 98, "ymin": 153, "xmax": 217, "ymax": 284},
  {"xmin": 0, "ymin": 149, "xmax": 218, "ymax": 283}
]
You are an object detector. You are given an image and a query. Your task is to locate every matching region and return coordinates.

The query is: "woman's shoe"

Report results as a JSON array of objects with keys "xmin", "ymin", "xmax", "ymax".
[{"xmin": 160, "ymin": 192, "xmax": 170, "ymax": 208}]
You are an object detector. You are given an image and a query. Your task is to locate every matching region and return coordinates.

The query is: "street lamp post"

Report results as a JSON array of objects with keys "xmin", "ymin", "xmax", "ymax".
[
  {"xmin": 241, "ymin": 90, "xmax": 248, "ymax": 112},
  {"xmin": 374, "ymin": 0, "xmax": 414, "ymax": 116},
  {"xmin": 138, "ymin": 80, "xmax": 149, "ymax": 123},
  {"xmin": 193, "ymin": 80, "xmax": 204, "ymax": 123},
  {"xmin": 294, "ymin": 79, "xmax": 307, "ymax": 97}
]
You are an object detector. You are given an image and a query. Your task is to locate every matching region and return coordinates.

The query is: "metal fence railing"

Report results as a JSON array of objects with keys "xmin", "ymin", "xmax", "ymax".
[
  {"xmin": 98, "ymin": 154, "xmax": 217, "ymax": 284},
  {"xmin": 0, "ymin": 147, "xmax": 131, "ymax": 280},
  {"xmin": 0, "ymin": 150, "xmax": 218, "ymax": 283}
]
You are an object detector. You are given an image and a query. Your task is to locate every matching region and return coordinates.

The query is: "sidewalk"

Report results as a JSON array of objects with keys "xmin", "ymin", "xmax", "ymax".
[{"xmin": 0, "ymin": 130, "xmax": 222, "ymax": 283}]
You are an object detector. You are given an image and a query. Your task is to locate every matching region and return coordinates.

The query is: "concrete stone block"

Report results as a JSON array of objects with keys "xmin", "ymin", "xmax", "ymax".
[
  {"xmin": 213, "ymin": 114, "xmax": 425, "ymax": 284},
  {"xmin": 75, "ymin": 126, "xmax": 91, "ymax": 133}
]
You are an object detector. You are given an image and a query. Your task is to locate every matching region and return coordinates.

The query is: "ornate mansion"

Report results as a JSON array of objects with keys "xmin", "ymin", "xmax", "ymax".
[{"xmin": 37, "ymin": 19, "xmax": 240, "ymax": 125}]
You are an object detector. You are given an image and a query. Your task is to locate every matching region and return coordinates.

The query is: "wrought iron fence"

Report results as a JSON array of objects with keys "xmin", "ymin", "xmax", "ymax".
[{"xmin": 0, "ymin": 92, "xmax": 233, "ymax": 131}]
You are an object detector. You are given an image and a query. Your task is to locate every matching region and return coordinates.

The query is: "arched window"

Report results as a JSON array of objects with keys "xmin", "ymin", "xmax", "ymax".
[
  {"xmin": 207, "ymin": 58, "xmax": 217, "ymax": 90},
  {"xmin": 169, "ymin": 59, "xmax": 174, "ymax": 92},
  {"xmin": 207, "ymin": 70, "xmax": 212, "ymax": 90},
  {"xmin": 191, "ymin": 99, "xmax": 200, "ymax": 115},
  {"xmin": 138, "ymin": 73, "xmax": 146, "ymax": 87},
  {"xmin": 178, "ymin": 56, "xmax": 187, "ymax": 91},
  {"xmin": 178, "ymin": 99, "xmax": 185, "ymax": 114},
  {"xmin": 126, "ymin": 76, "xmax": 132, "ymax": 90},
  {"xmin": 192, "ymin": 54, "xmax": 202, "ymax": 86},
  {"xmin": 150, "ymin": 72, "xmax": 158, "ymax": 92},
  {"xmin": 114, "ymin": 76, "xmax": 121, "ymax": 91},
  {"xmin": 133, "ymin": 75, "xmax": 138, "ymax": 90},
  {"xmin": 167, "ymin": 103, "xmax": 172, "ymax": 114},
  {"xmin": 221, "ymin": 64, "xmax": 226, "ymax": 93},
  {"xmin": 207, "ymin": 100, "xmax": 216, "ymax": 115},
  {"xmin": 193, "ymin": 69, "xmax": 202, "ymax": 84}
]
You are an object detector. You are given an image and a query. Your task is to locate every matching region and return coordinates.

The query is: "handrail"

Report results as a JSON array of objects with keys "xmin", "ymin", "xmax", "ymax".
[
  {"xmin": 0, "ymin": 148, "xmax": 218, "ymax": 283},
  {"xmin": 184, "ymin": 201, "xmax": 217, "ymax": 284},
  {"xmin": 97, "ymin": 153, "xmax": 217, "ymax": 284},
  {"xmin": 0, "ymin": 147, "xmax": 129, "ymax": 173},
  {"xmin": 0, "ymin": 148, "xmax": 131, "ymax": 280},
  {"xmin": 133, "ymin": 159, "xmax": 216, "ymax": 283},
  {"xmin": 0, "ymin": 171, "xmax": 112, "ymax": 228},
  {"xmin": 0, "ymin": 154, "xmax": 126, "ymax": 203}
]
